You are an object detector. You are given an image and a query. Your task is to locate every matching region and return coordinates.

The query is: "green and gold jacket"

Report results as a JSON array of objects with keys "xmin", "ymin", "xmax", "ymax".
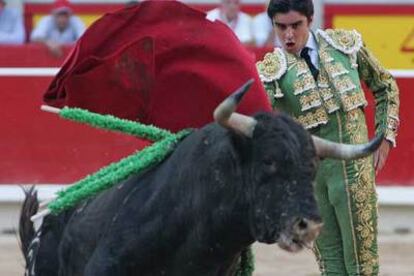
[{"xmin": 257, "ymin": 29, "xmax": 400, "ymax": 145}]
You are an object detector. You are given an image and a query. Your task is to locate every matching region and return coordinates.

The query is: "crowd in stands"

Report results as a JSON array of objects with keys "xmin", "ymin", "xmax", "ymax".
[
  {"xmin": 207, "ymin": 0, "xmax": 277, "ymax": 47},
  {"xmin": 0, "ymin": 0, "xmax": 85, "ymax": 56},
  {"xmin": 0, "ymin": 0, "xmax": 276, "ymax": 57}
]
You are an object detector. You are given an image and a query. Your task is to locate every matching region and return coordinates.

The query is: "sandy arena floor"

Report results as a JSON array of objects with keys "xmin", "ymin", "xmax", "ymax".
[{"xmin": 1, "ymin": 233, "xmax": 413, "ymax": 275}]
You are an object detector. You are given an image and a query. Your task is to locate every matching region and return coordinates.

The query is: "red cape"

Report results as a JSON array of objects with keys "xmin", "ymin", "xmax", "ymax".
[{"xmin": 44, "ymin": 0, "xmax": 272, "ymax": 132}]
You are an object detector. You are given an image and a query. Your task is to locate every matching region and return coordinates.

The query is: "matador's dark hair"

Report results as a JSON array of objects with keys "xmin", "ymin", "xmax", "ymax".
[{"xmin": 267, "ymin": 0, "xmax": 314, "ymax": 21}]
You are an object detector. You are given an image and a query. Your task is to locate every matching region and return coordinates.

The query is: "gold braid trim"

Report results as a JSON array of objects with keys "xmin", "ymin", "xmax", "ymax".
[{"xmin": 345, "ymin": 109, "xmax": 379, "ymax": 275}]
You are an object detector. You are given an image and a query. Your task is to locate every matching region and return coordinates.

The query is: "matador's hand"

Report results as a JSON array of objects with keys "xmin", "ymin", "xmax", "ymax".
[{"xmin": 374, "ymin": 139, "xmax": 392, "ymax": 174}]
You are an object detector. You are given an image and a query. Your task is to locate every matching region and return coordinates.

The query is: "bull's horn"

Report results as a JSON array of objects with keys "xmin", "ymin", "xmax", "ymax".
[
  {"xmin": 312, "ymin": 134, "xmax": 384, "ymax": 160},
  {"xmin": 213, "ymin": 79, "xmax": 258, "ymax": 138}
]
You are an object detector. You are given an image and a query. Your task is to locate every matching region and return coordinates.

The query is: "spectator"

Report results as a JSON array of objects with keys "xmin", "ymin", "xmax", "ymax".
[
  {"xmin": 0, "ymin": 0, "xmax": 25, "ymax": 44},
  {"xmin": 252, "ymin": 1, "xmax": 278, "ymax": 47},
  {"xmin": 30, "ymin": 0, "xmax": 85, "ymax": 57},
  {"xmin": 206, "ymin": 0, "xmax": 253, "ymax": 45}
]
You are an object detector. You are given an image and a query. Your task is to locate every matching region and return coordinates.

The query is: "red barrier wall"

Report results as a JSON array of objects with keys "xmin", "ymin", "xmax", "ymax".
[
  {"xmin": 364, "ymin": 78, "xmax": 412, "ymax": 186},
  {"xmin": 0, "ymin": 44, "xmax": 71, "ymax": 67},
  {"xmin": 1, "ymin": 44, "xmax": 413, "ymax": 186},
  {"xmin": 1, "ymin": 74, "xmax": 149, "ymax": 184}
]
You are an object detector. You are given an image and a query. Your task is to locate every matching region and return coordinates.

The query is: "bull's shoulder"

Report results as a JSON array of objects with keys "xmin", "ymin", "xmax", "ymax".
[
  {"xmin": 316, "ymin": 29, "xmax": 363, "ymax": 54},
  {"xmin": 256, "ymin": 48, "xmax": 287, "ymax": 82}
]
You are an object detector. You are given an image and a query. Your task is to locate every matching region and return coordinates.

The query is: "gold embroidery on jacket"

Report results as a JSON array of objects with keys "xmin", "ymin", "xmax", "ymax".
[
  {"xmin": 296, "ymin": 107, "xmax": 328, "ymax": 129},
  {"xmin": 318, "ymin": 39, "xmax": 367, "ymax": 114},
  {"xmin": 388, "ymin": 104, "xmax": 399, "ymax": 121},
  {"xmin": 317, "ymin": 73, "xmax": 330, "ymax": 88},
  {"xmin": 357, "ymin": 46, "xmax": 400, "ymax": 146},
  {"xmin": 317, "ymin": 29, "xmax": 363, "ymax": 55},
  {"xmin": 296, "ymin": 61, "xmax": 309, "ymax": 76},
  {"xmin": 324, "ymin": 98, "xmax": 340, "ymax": 113},
  {"xmin": 325, "ymin": 62, "xmax": 349, "ymax": 78},
  {"xmin": 341, "ymin": 93, "xmax": 367, "ymax": 112},
  {"xmin": 293, "ymin": 73, "xmax": 317, "ymax": 95},
  {"xmin": 320, "ymin": 50, "xmax": 334, "ymax": 63},
  {"xmin": 319, "ymin": 87, "xmax": 333, "ymax": 100},
  {"xmin": 316, "ymin": 71, "xmax": 340, "ymax": 113},
  {"xmin": 299, "ymin": 92, "xmax": 322, "ymax": 111}
]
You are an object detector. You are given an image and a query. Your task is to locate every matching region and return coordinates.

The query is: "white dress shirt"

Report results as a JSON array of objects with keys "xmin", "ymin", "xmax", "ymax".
[{"xmin": 302, "ymin": 31, "xmax": 320, "ymax": 69}]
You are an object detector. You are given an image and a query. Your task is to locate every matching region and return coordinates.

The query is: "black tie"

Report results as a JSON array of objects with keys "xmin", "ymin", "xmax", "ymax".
[{"xmin": 300, "ymin": 47, "xmax": 319, "ymax": 81}]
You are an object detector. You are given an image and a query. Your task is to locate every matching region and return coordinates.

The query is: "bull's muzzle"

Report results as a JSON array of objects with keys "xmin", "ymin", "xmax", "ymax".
[{"xmin": 278, "ymin": 218, "xmax": 323, "ymax": 253}]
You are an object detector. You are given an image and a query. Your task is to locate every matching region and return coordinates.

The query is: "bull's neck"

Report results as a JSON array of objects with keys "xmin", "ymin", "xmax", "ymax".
[{"xmin": 188, "ymin": 179, "xmax": 255, "ymax": 253}]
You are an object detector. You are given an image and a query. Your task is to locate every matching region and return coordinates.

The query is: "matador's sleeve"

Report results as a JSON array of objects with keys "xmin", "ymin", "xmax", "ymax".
[{"xmin": 357, "ymin": 46, "xmax": 400, "ymax": 146}]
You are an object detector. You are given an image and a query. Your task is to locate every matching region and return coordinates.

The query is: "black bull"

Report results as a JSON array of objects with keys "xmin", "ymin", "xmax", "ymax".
[{"xmin": 19, "ymin": 81, "xmax": 381, "ymax": 276}]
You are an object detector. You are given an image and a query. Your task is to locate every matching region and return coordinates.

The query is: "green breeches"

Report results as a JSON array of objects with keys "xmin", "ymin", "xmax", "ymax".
[{"xmin": 311, "ymin": 109, "xmax": 379, "ymax": 275}]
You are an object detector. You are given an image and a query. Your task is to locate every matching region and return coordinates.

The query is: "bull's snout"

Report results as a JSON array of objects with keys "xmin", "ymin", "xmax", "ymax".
[
  {"xmin": 293, "ymin": 218, "xmax": 323, "ymax": 248},
  {"xmin": 278, "ymin": 218, "xmax": 323, "ymax": 253}
]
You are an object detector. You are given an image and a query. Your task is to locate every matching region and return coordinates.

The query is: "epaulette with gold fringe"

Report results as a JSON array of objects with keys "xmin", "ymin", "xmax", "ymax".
[
  {"xmin": 256, "ymin": 48, "xmax": 287, "ymax": 82},
  {"xmin": 317, "ymin": 29, "xmax": 363, "ymax": 55}
]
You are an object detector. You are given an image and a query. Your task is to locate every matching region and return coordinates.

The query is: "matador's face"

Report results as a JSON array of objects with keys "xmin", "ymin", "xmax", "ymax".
[{"xmin": 272, "ymin": 10, "xmax": 312, "ymax": 54}]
